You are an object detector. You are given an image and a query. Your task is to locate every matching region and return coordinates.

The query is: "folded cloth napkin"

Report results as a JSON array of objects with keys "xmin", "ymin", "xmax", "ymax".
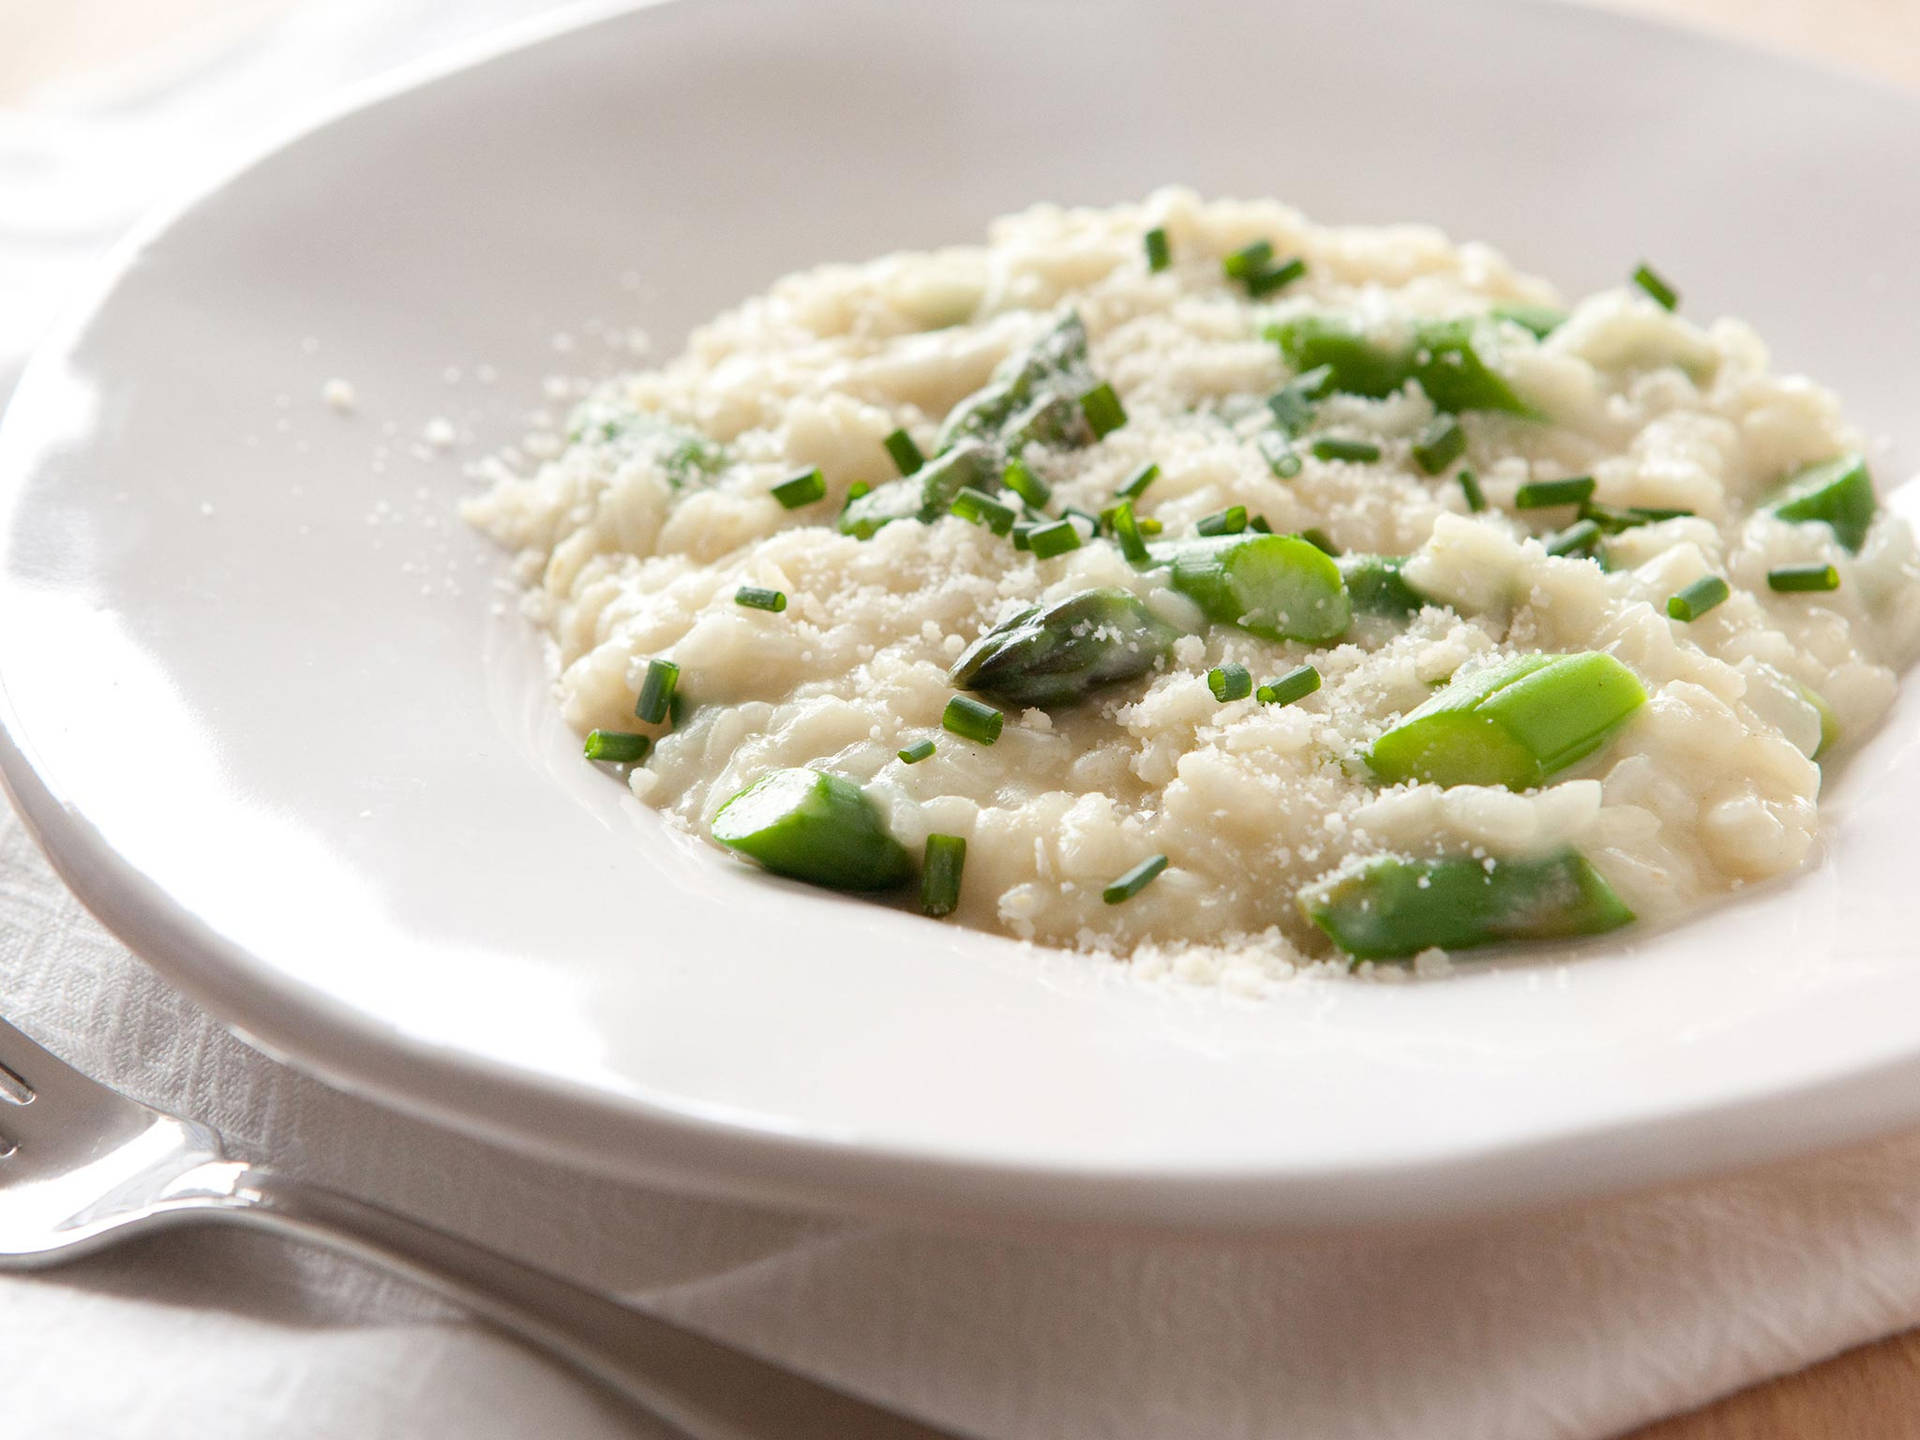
[{"xmin": 7, "ymin": 4, "xmax": 1920, "ymax": 1437}]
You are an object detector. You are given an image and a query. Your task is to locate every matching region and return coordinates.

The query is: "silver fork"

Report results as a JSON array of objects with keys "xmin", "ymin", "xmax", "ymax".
[{"xmin": 0, "ymin": 1014, "xmax": 966, "ymax": 1440}]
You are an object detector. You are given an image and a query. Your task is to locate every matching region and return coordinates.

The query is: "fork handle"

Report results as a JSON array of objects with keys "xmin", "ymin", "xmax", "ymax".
[{"xmin": 165, "ymin": 1160, "xmax": 963, "ymax": 1440}]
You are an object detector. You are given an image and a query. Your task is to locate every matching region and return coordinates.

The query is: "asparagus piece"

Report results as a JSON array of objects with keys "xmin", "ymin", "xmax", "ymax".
[
  {"xmin": 936, "ymin": 311, "xmax": 1097, "ymax": 453},
  {"xmin": 838, "ymin": 441, "xmax": 999, "ymax": 539},
  {"xmin": 1366, "ymin": 651, "xmax": 1646, "ymax": 790},
  {"xmin": 1770, "ymin": 452, "xmax": 1876, "ymax": 553},
  {"xmin": 1299, "ymin": 848, "xmax": 1636, "ymax": 959},
  {"xmin": 1265, "ymin": 314, "xmax": 1532, "ymax": 415},
  {"xmin": 1152, "ymin": 533, "xmax": 1351, "ymax": 643},
  {"xmin": 949, "ymin": 588, "xmax": 1181, "ymax": 708},
  {"xmin": 711, "ymin": 768, "xmax": 912, "ymax": 892},
  {"xmin": 1337, "ymin": 554, "xmax": 1428, "ymax": 618}
]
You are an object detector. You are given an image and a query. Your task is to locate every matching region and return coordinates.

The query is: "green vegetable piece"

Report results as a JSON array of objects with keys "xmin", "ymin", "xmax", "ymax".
[
  {"xmin": 1311, "ymin": 436, "xmax": 1381, "ymax": 464},
  {"xmin": 898, "ymin": 739, "xmax": 936, "ymax": 764},
  {"xmin": 1267, "ymin": 364, "xmax": 1334, "ymax": 435},
  {"xmin": 1195, "ymin": 505, "xmax": 1248, "ymax": 537},
  {"xmin": 1770, "ymin": 453, "xmax": 1876, "ymax": 553},
  {"xmin": 1109, "ymin": 500, "xmax": 1151, "ymax": 563},
  {"xmin": 712, "ymin": 768, "xmax": 912, "ymax": 892},
  {"xmin": 1223, "ymin": 239, "xmax": 1274, "ymax": 280},
  {"xmin": 1514, "ymin": 475, "xmax": 1595, "ymax": 509},
  {"xmin": 943, "ymin": 694, "xmax": 1004, "ymax": 744},
  {"xmin": 1103, "ymin": 854, "xmax": 1169, "ymax": 905},
  {"xmin": 1490, "ymin": 304, "xmax": 1567, "ymax": 339},
  {"xmin": 883, "ymin": 428, "xmax": 925, "ymax": 475},
  {"xmin": 771, "ymin": 467, "xmax": 826, "ymax": 509},
  {"xmin": 734, "ymin": 586, "xmax": 787, "ymax": 612},
  {"xmin": 1768, "ymin": 563, "xmax": 1840, "ymax": 593},
  {"xmin": 1260, "ymin": 433, "xmax": 1303, "ymax": 478},
  {"xmin": 1667, "ymin": 575, "xmax": 1729, "ymax": 621},
  {"xmin": 1300, "ymin": 848, "xmax": 1635, "ymax": 960},
  {"xmin": 838, "ymin": 441, "xmax": 998, "ymax": 539},
  {"xmin": 1268, "ymin": 315, "xmax": 1530, "ymax": 415},
  {"xmin": 1155, "ymin": 533, "xmax": 1351, "ymax": 643},
  {"xmin": 1366, "ymin": 651, "xmax": 1647, "ymax": 790},
  {"xmin": 1245, "ymin": 257, "xmax": 1307, "ymax": 297},
  {"xmin": 1411, "ymin": 416, "xmax": 1466, "ymax": 475},
  {"xmin": 1257, "ymin": 665, "xmax": 1321, "ymax": 707},
  {"xmin": 583, "ymin": 730, "xmax": 650, "ymax": 764},
  {"xmin": 1207, "ymin": 663, "xmax": 1253, "ymax": 702},
  {"xmin": 921, "ymin": 834, "xmax": 967, "ymax": 917},
  {"xmin": 950, "ymin": 486, "xmax": 1018, "ymax": 535},
  {"xmin": 937, "ymin": 311, "xmax": 1096, "ymax": 452},
  {"xmin": 949, "ymin": 588, "xmax": 1179, "ymax": 708},
  {"xmin": 1545, "ymin": 519, "xmax": 1603, "ymax": 558},
  {"xmin": 1299, "ymin": 527, "xmax": 1338, "ymax": 555},
  {"xmin": 1144, "ymin": 227, "xmax": 1171, "ymax": 272},
  {"xmin": 1079, "ymin": 382, "xmax": 1128, "ymax": 439},
  {"xmin": 1457, "ymin": 469, "xmax": 1487, "ymax": 512},
  {"xmin": 1631, "ymin": 262, "xmax": 1679, "ymax": 310},
  {"xmin": 1412, "ymin": 319, "xmax": 1532, "ymax": 414},
  {"xmin": 1337, "ymin": 554, "xmax": 1428, "ymax": 618},
  {"xmin": 1001, "ymin": 456, "xmax": 1051, "ymax": 509},
  {"xmin": 1027, "ymin": 518, "xmax": 1082, "ymax": 559},
  {"xmin": 1116, "ymin": 462, "xmax": 1160, "ymax": 500},
  {"xmin": 634, "ymin": 659, "xmax": 680, "ymax": 725},
  {"xmin": 1797, "ymin": 681, "xmax": 1840, "ymax": 760}
]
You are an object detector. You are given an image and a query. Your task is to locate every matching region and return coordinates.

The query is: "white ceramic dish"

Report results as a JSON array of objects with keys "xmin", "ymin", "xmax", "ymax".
[{"xmin": 4, "ymin": 0, "xmax": 1920, "ymax": 1231}]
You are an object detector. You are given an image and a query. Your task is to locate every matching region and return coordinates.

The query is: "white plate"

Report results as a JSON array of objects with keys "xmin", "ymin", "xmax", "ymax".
[{"xmin": 4, "ymin": 0, "xmax": 1920, "ymax": 1230}]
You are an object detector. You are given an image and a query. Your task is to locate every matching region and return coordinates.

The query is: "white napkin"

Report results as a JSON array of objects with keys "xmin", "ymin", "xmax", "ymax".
[{"xmin": 6, "ymin": 5, "xmax": 1920, "ymax": 1436}]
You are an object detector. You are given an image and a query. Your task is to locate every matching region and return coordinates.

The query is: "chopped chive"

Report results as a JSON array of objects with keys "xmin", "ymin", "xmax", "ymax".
[
  {"xmin": 771, "ymin": 467, "xmax": 826, "ymax": 509},
  {"xmin": 1545, "ymin": 519, "xmax": 1602, "ymax": 558},
  {"xmin": 1768, "ymin": 562, "xmax": 1841, "ymax": 593},
  {"xmin": 1103, "ymin": 853, "xmax": 1169, "ymax": 905},
  {"xmin": 634, "ymin": 659, "xmax": 680, "ymax": 724},
  {"xmin": 1311, "ymin": 436, "xmax": 1382, "ymax": 464},
  {"xmin": 584, "ymin": 729, "xmax": 651, "ymax": 763},
  {"xmin": 1002, "ymin": 456, "xmax": 1051, "ymax": 508},
  {"xmin": 943, "ymin": 694, "xmax": 1004, "ymax": 744},
  {"xmin": 883, "ymin": 428, "xmax": 924, "ymax": 475},
  {"xmin": 951, "ymin": 485, "xmax": 1018, "ymax": 535},
  {"xmin": 1011, "ymin": 523, "xmax": 1032, "ymax": 551},
  {"xmin": 1300, "ymin": 527, "xmax": 1340, "ymax": 556},
  {"xmin": 735, "ymin": 585, "xmax": 788, "ymax": 611},
  {"xmin": 1260, "ymin": 432, "xmax": 1302, "ymax": 478},
  {"xmin": 1144, "ymin": 226, "xmax": 1171, "ymax": 272},
  {"xmin": 1138, "ymin": 516, "xmax": 1164, "ymax": 535},
  {"xmin": 1248, "ymin": 514, "xmax": 1274, "ymax": 534},
  {"xmin": 1667, "ymin": 575, "xmax": 1730, "ymax": 621},
  {"xmin": 1514, "ymin": 474, "xmax": 1595, "ymax": 508},
  {"xmin": 1490, "ymin": 303, "xmax": 1568, "ymax": 339},
  {"xmin": 1222, "ymin": 239, "xmax": 1274, "ymax": 280},
  {"xmin": 1026, "ymin": 517, "xmax": 1081, "ymax": 559},
  {"xmin": 1245, "ymin": 256, "xmax": 1307, "ymax": 298},
  {"xmin": 1632, "ymin": 262, "xmax": 1679, "ymax": 310},
  {"xmin": 1268, "ymin": 364, "xmax": 1333, "ymax": 435},
  {"xmin": 1411, "ymin": 415, "xmax": 1466, "ymax": 475},
  {"xmin": 1207, "ymin": 663, "xmax": 1253, "ymax": 702},
  {"xmin": 1631, "ymin": 505, "xmax": 1695, "ymax": 522},
  {"xmin": 1079, "ymin": 383, "xmax": 1128, "ymax": 439},
  {"xmin": 898, "ymin": 738, "xmax": 936, "ymax": 764},
  {"xmin": 846, "ymin": 479, "xmax": 872, "ymax": 501},
  {"xmin": 1457, "ymin": 468, "xmax": 1487, "ymax": 512},
  {"xmin": 1110, "ymin": 500, "xmax": 1150, "ymax": 563},
  {"xmin": 1116, "ymin": 462, "xmax": 1160, "ymax": 500},
  {"xmin": 1064, "ymin": 506, "xmax": 1102, "ymax": 534},
  {"xmin": 1257, "ymin": 664, "xmax": 1321, "ymax": 707},
  {"xmin": 1195, "ymin": 505, "xmax": 1248, "ymax": 537},
  {"xmin": 920, "ymin": 834, "xmax": 967, "ymax": 917}
]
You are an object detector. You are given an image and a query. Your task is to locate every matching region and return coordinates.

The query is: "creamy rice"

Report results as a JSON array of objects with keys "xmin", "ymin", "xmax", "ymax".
[{"xmin": 466, "ymin": 189, "xmax": 1920, "ymax": 979}]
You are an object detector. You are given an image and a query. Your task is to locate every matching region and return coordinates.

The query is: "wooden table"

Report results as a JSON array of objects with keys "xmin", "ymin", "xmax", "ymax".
[{"xmin": 7, "ymin": 0, "xmax": 1919, "ymax": 1435}]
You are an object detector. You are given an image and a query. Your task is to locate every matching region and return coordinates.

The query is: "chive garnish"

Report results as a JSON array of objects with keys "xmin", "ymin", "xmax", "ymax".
[
  {"xmin": 943, "ymin": 694, "xmax": 1004, "ymax": 744},
  {"xmin": 1110, "ymin": 500, "xmax": 1150, "ymax": 563},
  {"xmin": 1144, "ymin": 227, "xmax": 1171, "ymax": 272},
  {"xmin": 735, "ymin": 585, "xmax": 788, "ymax": 611},
  {"xmin": 1411, "ymin": 415, "xmax": 1466, "ymax": 475},
  {"xmin": 1768, "ymin": 562, "xmax": 1840, "ymax": 593},
  {"xmin": 1260, "ymin": 433, "xmax": 1303, "ymax": 478},
  {"xmin": 1257, "ymin": 664, "xmax": 1321, "ymax": 707},
  {"xmin": 1027, "ymin": 518, "xmax": 1082, "ymax": 559},
  {"xmin": 1103, "ymin": 854, "xmax": 1169, "ymax": 905},
  {"xmin": 920, "ymin": 834, "xmax": 967, "ymax": 917},
  {"xmin": 1632, "ymin": 262, "xmax": 1679, "ymax": 311},
  {"xmin": 1116, "ymin": 462, "xmax": 1160, "ymax": 500},
  {"xmin": 1311, "ymin": 437, "xmax": 1382, "ymax": 464},
  {"xmin": 883, "ymin": 428, "xmax": 924, "ymax": 475},
  {"xmin": 1195, "ymin": 505, "xmax": 1248, "ymax": 537},
  {"xmin": 951, "ymin": 486, "xmax": 1017, "ymax": 535},
  {"xmin": 1207, "ymin": 663, "xmax": 1253, "ymax": 702},
  {"xmin": 1222, "ymin": 240, "xmax": 1273, "ymax": 280},
  {"xmin": 1301, "ymin": 528, "xmax": 1340, "ymax": 556},
  {"xmin": 1002, "ymin": 456, "xmax": 1051, "ymax": 508},
  {"xmin": 1545, "ymin": 519, "xmax": 1602, "ymax": 558},
  {"xmin": 1248, "ymin": 515, "xmax": 1273, "ymax": 534},
  {"xmin": 1079, "ymin": 383, "xmax": 1128, "ymax": 439},
  {"xmin": 1268, "ymin": 365, "xmax": 1333, "ymax": 435},
  {"xmin": 846, "ymin": 480, "xmax": 872, "ymax": 501},
  {"xmin": 1458, "ymin": 469, "xmax": 1487, "ymax": 512},
  {"xmin": 634, "ymin": 659, "xmax": 680, "ymax": 724},
  {"xmin": 584, "ymin": 730, "xmax": 651, "ymax": 763},
  {"xmin": 1667, "ymin": 575, "xmax": 1730, "ymax": 621},
  {"xmin": 771, "ymin": 467, "xmax": 826, "ymax": 509},
  {"xmin": 1245, "ymin": 256, "xmax": 1307, "ymax": 298},
  {"xmin": 1514, "ymin": 475, "xmax": 1595, "ymax": 508},
  {"xmin": 1138, "ymin": 516, "xmax": 1164, "ymax": 535},
  {"xmin": 898, "ymin": 739, "xmax": 936, "ymax": 764}
]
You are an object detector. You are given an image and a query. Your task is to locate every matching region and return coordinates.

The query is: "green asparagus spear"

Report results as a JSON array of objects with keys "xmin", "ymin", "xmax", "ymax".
[
  {"xmin": 838, "ymin": 441, "xmax": 999, "ymax": 539},
  {"xmin": 1152, "ymin": 533, "xmax": 1350, "ymax": 643},
  {"xmin": 937, "ymin": 311, "xmax": 1097, "ymax": 453},
  {"xmin": 1299, "ymin": 848, "xmax": 1635, "ymax": 959},
  {"xmin": 1337, "ymin": 554, "xmax": 1428, "ymax": 619},
  {"xmin": 711, "ymin": 768, "xmax": 912, "ymax": 891},
  {"xmin": 1770, "ymin": 453, "xmax": 1876, "ymax": 553},
  {"xmin": 1366, "ymin": 651, "xmax": 1646, "ymax": 790},
  {"xmin": 1264, "ymin": 314, "xmax": 1533, "ymax": 415},
  {"xmin": 949, "ymin": 588, "xmax": 1181, "ymax": 708}
]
